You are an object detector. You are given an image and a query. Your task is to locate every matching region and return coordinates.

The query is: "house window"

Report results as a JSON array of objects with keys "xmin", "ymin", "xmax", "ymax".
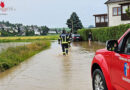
[
  {"xmin": 105, "ymin": 16, "xmax": 108, "ymax": 22},
  {"xmin": 96, "ymin": 17, "xmax": 100, "ymax": 23},
  {"xmin": 118, "ymin": 7, "xmax": 121, "ymax": 15},
  {"xmin": 113, "ymin": 8, "xmax": 117, "ymax": 15},
  {"xmin": 113, "ymin": 7, "xmax": 121, "ymax": 16},
  {"xmin": 101, "ymin": 16, "xmax": 104, "ymax": 22},
  {"xmin": 122, "ymin": 5, "xmax": 128, "ymax": 13}
]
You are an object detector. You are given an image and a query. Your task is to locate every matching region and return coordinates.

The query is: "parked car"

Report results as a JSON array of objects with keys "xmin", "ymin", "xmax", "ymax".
[
  {"xmin": 91, "ymin": 29, "xmax": 130, "ymax": 90},
  {"xmin": 72, "ymin": 34, "xmax": 82, "ymax": 41}
]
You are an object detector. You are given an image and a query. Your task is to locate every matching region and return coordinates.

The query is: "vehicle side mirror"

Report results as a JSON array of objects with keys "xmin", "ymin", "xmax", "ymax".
[{"xmin": 106, "ymin": 40, "xmax": 118, "ymax": 52}]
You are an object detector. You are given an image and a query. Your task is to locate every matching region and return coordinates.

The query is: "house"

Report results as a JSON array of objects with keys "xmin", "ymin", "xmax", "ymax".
[
  {"xmin": 19, "ymin": 26, "xmax": 25, "ymax": 31},
  {"xmin": 94, "ymin": 0, "xmax": 130, "ymax": 27},
  {"xmin": 33, "ymin": 26, "xmax": 41, "ymax": 35},
  {"xmin": 48, "ymin": 30, "xmax": 57, "ymax": 34},
  {"xmin": 19, "ymin": 26, "xmax": 26, "ymax": 36},
  {"xmin": 0, "ymin": 24, "xmax": 11, "ymax": 31}
]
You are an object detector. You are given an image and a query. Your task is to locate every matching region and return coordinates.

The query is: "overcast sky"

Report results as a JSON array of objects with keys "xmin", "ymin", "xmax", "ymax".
[{"xmin": 1, "ymin": 0, "xmax": 107, "ymax": 28}]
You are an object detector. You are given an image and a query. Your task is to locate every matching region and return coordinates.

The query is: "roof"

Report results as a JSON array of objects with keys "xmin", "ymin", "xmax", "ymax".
[
  {"xmin": 93, "ymin": 14, "xmax": 107, "ymax": 16},
  {"xmin": 105, "ymin": 0, "xmax": 130, "ymax": 4}
]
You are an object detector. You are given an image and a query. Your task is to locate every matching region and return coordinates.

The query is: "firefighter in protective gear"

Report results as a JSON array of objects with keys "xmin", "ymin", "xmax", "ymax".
[{"xmin": 58, "ymin": 30, "xmax": 69, "ymax": 55}]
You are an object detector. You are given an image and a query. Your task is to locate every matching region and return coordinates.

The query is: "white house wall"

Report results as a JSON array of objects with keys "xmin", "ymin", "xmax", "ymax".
[{"xmin": 108, "ymin": 3, "xmax": 130, "ymax": 27}]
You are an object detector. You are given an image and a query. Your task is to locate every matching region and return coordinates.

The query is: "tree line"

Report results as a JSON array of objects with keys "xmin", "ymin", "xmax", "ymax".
[{"xmin": 0, "ymin": 21, "xmax": 50, "ymax": 36}]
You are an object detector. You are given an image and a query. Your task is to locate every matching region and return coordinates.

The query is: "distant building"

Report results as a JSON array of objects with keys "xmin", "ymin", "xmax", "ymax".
[
  {"xmin": 19, "ymin": 26, "xmax": 25, "ymax": 31},
  {"xmin": 17, "ymin": 26, "xmax": 25, "ymax": 36},
  {"xmin": 0, "ymin": 24, "xmax": 11, "ymax": 31},
  {"xmin": 9, "ymin": 30, "xmax": 14, "ymax": 33},
  {"xmin": 48, "ymin": 30, "xmax": 57, "ymax": 34},
  {"xmin": 94, "ymin": 0, "xmax": 130, "ymax": 27},
  {"xmin": 33, "ymin": 26, "xmax": 40, "ymax": 35}
]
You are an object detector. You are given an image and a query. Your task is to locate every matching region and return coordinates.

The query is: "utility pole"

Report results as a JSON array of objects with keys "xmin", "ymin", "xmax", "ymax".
[{"xmin": 71, "ymin": 19, "xmax": 74, "ymax": 34}]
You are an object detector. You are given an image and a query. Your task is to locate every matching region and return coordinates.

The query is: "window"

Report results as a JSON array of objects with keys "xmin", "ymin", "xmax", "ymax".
[
  {"xmin": 101, "ymin": 16, "xmax": 104, "ymax": 22},
  {"xmin": 113, "ymin": 7, "xmax": 121, "ymax": 16},
  {"xmin": 118, "ymin": 7, "xmax": 121, "ymax": 15},
  {"xmin": 122, "ymin": 5, "xmax": 128, "ymax": 14},
  {"xmin": 96, "ymin": 17, "xmax": 100, "ymax": 23},
  {"xmin": 113, "ymin": 8, "xmax": 117, "ymax": 16},
  {"xmin": 105, "ymin": 16, "xmax": 108, "ymax": 22},
  {"xmin": 120, "ymin": 33, "xmax": 130, "ymax": 54},
  {"xmin": 124, "ymin": 36, "xmax": 130, "ymax": 54}
]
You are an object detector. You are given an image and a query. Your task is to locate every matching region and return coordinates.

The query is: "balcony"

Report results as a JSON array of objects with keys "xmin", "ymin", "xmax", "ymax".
[
  {"xmin": 95, "ymin": 22, "xmax": 108, "ymax": 27},
  {"xmin": 120, "ymin": 3, "xmax": 130, "ymax": 20},
  {"xmin": 121, "ymin": 13, "xmax": 130, "ymax": 21},
  {"xmin": 93, "ymin": 14, "xmax": 108, "ymax": 27}
]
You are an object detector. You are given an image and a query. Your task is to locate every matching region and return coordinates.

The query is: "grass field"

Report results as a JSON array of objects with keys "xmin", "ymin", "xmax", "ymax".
[
  {"xmin": 0, "ymin": 35, "xmax": 59, "ymax": 42},
  {"xmin": 0, "ymin": 40, "xmax": 51, "ymax": 72}
]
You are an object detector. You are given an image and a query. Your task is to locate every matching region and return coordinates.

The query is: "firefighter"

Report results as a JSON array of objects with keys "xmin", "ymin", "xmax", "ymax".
[
  {"xmin": 58, "ymin": 30, "xmax": 69, "ymax": 55},
  {"xmin": 58, "ymin": 38, "xmax": 60, "ymax": 44}
]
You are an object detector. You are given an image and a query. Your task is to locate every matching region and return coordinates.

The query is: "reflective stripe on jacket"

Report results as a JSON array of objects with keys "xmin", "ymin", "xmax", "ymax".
[{"xmin": 59, "ymin": 34, "xmax": 69, "ymax": 44}]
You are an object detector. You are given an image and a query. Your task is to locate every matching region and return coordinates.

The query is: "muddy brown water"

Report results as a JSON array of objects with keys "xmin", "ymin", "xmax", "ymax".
[{"xmin": 0, "ymin": 41, "xmax": 105, "ymax": 90}]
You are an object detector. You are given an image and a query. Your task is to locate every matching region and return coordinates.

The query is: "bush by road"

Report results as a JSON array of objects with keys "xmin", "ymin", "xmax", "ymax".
[
  {"xmin": 0, "ymin": 40, "xmax": 51, "ymax": 72},
  {"xmin": 78, "ymin": 24, "xmax": 130, "ymax": 42}
]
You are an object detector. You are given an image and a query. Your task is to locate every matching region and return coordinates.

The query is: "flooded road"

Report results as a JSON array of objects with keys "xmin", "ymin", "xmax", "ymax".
[{"xmin": 0, "ymin": 41, "xmax": 105, "ymax": 90}]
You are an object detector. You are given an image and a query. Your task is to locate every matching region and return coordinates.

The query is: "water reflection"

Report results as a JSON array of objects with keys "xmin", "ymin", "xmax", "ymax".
[
  {"xmin": 72, "ymin": 41, "xmax": 106, "ymax": 52},
  {"xmin": 62, "ymin": 55, "xmax": 72, "ymax": 90}
]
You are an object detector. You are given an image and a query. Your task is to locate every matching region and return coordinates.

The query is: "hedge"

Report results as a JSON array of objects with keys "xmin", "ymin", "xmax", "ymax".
[{"xmin": 78, "ymin": 24, "xmax": 130, "ymax": 42}]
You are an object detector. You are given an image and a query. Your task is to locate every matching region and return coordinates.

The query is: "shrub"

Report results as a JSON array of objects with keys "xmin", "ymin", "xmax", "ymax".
[
  {"xmin": 78, "ymin": 24, "xmax": 130, "ymax": 42},
  {"xmin": 0, "ymin": 40, "xmax": 51, "ymax": 72}
]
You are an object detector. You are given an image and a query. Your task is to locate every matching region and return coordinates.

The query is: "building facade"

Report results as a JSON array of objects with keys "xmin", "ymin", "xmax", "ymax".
[
  {"xmin": 94, "ymin": 0, "xmax": 130, "ymax": 27},
  {"xmin": 106, "ymin": 0, "xmax": 130, "ymax": 27}
]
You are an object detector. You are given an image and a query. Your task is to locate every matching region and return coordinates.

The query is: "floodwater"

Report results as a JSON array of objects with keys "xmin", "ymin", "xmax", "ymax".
[
  {"xmin": 0, "ymin": 41, "xmax": 105, "ymax": 90},
  {"xmin": 0, "ymin": 42, "xmax": 30, "ymax": 53}
]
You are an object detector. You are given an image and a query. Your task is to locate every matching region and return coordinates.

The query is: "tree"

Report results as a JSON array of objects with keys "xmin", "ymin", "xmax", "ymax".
[
  {"xmin": 66, "ymin": 12, "xmax": 83, "ymax": 34},
  {"xmin": 88, "ymin": 25, "xmax": 95, "ymax": 28},
  {"xmin": 126, "ymin": 8, "xmax": 130, "ymax": 17},
  {"xmin": 41, "ymin": 26, "xmax": 49, "ymax": 35},
  {"xmin": 25, "ymin": 29, "xmax": 34, "ymax": 36},
  {"xmin": 25, "ymin": 26, "xmax": 34, "ymax": 36}
]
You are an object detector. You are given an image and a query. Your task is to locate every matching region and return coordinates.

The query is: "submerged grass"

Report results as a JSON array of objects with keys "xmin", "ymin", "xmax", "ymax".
[
  {"xmin": 0, "ymin": 40, "xmax": 51, "ymax": 72},
  {"xmin": 0, "ymin": 35, "xmax": 59, "ymax": 43}
]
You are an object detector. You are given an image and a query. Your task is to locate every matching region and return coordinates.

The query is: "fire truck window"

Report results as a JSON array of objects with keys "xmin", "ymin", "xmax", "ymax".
[{"xmin": 124, "ymin": 36, "xmax": 130, "ymax": 54}]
